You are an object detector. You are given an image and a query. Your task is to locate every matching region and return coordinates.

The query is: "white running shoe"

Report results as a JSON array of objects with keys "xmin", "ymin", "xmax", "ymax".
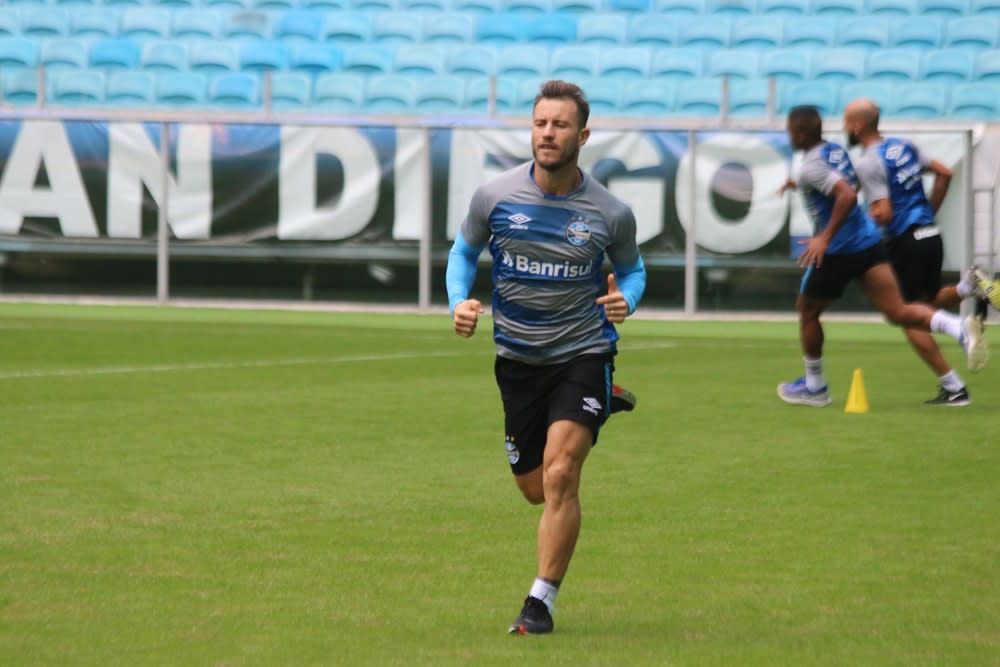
[
  {"xmin": 777, "ymin": 377, "xmax": 832, "ymax": 407},
  {"xmin": 961, "ymin": 315, "xmax": 989, "ymax": 373}
]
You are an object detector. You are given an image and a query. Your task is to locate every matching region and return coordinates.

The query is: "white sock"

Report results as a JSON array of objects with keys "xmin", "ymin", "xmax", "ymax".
[
  {"xmin": 804, "ymin": 356, "xmax": 825, "ymax": 391},
  {"xmin": 957, "ymin": 281, "xmax": 973, "ymax": 299},
  {"xmin": 930, "ymin": 310, "xmax": 963, "ymax": 342},
  {"xmin": 529, "ymin": 578, "xmax": 559, "ymax": 615},
  {"xmin": 940, "ymin": 370, "xmax": 964, "ymax": 392}
]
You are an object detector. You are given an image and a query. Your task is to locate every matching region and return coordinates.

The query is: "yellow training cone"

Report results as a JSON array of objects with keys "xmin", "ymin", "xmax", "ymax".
[{"xmin": 844, "ymin": 368, "xmax": 869, "ymax": 414}]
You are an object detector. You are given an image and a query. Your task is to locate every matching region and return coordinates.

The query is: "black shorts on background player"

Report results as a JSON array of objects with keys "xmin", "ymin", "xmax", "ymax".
[
  {"xmin": 800, "ymin": 241, "xmax": 889, "ymax": 300},
  {"xmin": 886, "ymin": 225, "xmax": 944, "ymax": 302}
]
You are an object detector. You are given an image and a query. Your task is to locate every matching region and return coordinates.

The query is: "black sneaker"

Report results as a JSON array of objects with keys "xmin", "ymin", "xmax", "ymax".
[
  {"xmin": 610, "ymin": 384, "xmax": 637, "ymax": 413},
  {"xmin": 507, "ymin": 596, "xmax": 553, "ymax": 635},
  {"xmin": 925, "ymin": 385, "xmax": 971, "ymax": 407}
]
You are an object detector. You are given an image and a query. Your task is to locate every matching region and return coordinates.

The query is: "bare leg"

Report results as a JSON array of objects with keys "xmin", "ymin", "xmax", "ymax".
[
  {"xmin": 797, "ymin": 292, "xmax": 831, "ymax": 358},
  {"xmin": 861, "ymin": 263, "xmax": 937, "ymax": 329},
  {"xmin": 903, "ymin": 327, "xmax": 952, "ymax": 376},
  {"xmin": 537, "ymin": 419, "xmax": 592, "ymax": 582}
]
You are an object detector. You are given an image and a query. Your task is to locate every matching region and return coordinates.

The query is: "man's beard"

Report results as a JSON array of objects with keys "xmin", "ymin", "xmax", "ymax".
[
  {"xmin": 533, "ymin": 143, "xmax": 579, "ymax": 173},
  {"xmin": 846, "ymin": 131, "xmax": 860, "ymax": 147}
]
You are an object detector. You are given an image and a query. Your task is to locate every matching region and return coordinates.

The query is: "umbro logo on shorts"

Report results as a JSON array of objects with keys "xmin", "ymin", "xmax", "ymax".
[{"xmin": 582, "ymin": 397, "xmax": 602, "ymax": 416}]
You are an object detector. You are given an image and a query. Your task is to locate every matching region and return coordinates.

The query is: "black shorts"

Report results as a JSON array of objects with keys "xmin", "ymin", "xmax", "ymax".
[
  {"xmin": 887, "ymin": 225, "xmax": 944, "ymax": 302},
  {"xmin": 800, "ymin": 241, "xmax": 889, "ymax": 300},
  {"xmin": 494, "ymin": 353, "xmax": 614, "ymax": 476}
]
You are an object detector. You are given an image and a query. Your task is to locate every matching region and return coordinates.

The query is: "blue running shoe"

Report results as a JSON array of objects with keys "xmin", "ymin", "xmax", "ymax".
[{"xmin": 777, "ymin": 377, "xmax": 831, "ymax": 407}]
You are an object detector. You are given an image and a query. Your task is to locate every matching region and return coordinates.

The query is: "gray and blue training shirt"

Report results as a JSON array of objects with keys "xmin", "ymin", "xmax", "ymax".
[
  {"xmin": 854, "ymin": 137, "xmax": 934, "ymax": 239},
  {"xmin": 446, "ymin": 161, "xmax": 646, "ymax": 365}
]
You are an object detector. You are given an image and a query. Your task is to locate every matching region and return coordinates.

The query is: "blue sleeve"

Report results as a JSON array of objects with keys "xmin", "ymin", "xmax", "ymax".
[
  {"xmin": 446, "ymin": 233, "xmax": 485, "ymax": 314},
  {"xmin": 613, "ymin": 256, "xmax": 646, "ymax": 315}
]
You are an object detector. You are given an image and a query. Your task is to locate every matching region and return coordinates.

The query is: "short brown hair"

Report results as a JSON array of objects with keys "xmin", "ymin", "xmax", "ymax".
[{"xmin": 533, "ymin": 80, "xmax": 590, "ymax": 128}]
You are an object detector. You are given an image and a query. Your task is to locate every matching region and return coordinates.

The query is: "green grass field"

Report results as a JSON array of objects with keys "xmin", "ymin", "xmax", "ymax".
[{"xmin": 1, "ymin": 302, "xmax": 998, "ymax": 666}]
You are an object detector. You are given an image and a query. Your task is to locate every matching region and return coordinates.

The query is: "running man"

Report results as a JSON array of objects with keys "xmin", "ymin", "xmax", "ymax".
[
  {"xmin": 844, "ymin": 98, "xmax": 996, "ymax": 405},
  {"xmin": 446, "ymin": 80, "xmax": 646, "ymax": 634},
  {"xmin": 777, "ymin": 106, "xmax": 986, "ymax": 407}
]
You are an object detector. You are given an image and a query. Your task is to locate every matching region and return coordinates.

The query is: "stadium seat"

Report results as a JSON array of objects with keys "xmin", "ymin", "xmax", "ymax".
[
  {"xmin": 89, "ymin": 38, "xmax": 140, "ymax": 70},
  {"xmin": 188, "ymin": 42, "xmax": 239, "ymax": 73},
  {"xmin": 464, "ymin": 75, "xmax": 517, "ymax": 112},
  {"xmin": 40, "ymin": 39, "xmax": 88, "ymax": 70},
  {"xmin": 706, "ymin": 0, "xmax": 755, "ymax": 14},
  {"xmin": 917, "ymin": 0, "xmax": 968, "ymax": 16},
  {"xmin": 759, "ymin": 48, "xmax": 811, "ymax": 79},
  {"xmin": 706, "ymin": 49, "xmax": 760, "ymax": 79},
  {"xmin": 341, "ymin": 44, "xmax": 394, "ymax": 74},
  {"xmin": 365, "ymin": 73, "xmax": 416, "ymax": 112},
  {"xmin": 224, "ymin": 10, "xmax": 273, "ymax": 40},
  {"xmin": 253, "ymin": 0, "xmax": 297, "ymax": 7},
  {"xmin": 288, "ymin": 43, "xmax": 342, "ymax": 74},
  {"xmin": 866, "ymin": 48, "xmax": 922, "ymax": 80},
  {"xmin": 20, "ymin": 7, "xmax": 69, "ymax": 38},
  {"xmin": 422, "ymin": 13, "xmax": 475, "ymax": 43},
  {"xmin": 393, "ymin": 44, "xmax": 447, "ymax": 74},
  {"xmin": 608, "ymin": 0, "xmax": 651, "ymax": 11},
  {"xmin": 780, "ymin": 80, "xmax": 839, "ymax": 116},
  {"xmin": 323, "ymin": 12, "xmax": 375, "ymax": 43},
  {"xmin": 204, "ymin": 0, "xmax": 253, "ymax": 7},
  {"xmin": 651, "ymin": 0, "xmax": 705, "ymax": 14},
  {"xmin": 621, "ymin": 79, "xmax": 676, "ymax": 116},
  {"xmin": 158, "ymin": 0, "xmax": 199, "ymax": 6},
  {"xmin": 975, "ymin": 49, "xmax": 1000, "ymax": 79},
  {"xmin": 890, "ymin": 16, "xmax": 944, "ymax": 48},
  {"xmin": 528, "ymin": 15, "xmax": 577, "ymax": 46},
  {"xmin": 944, "ymin": 17, "xmax": 999, "ymax": 49},
  {"xmin": 120, "ymin": 8, "xmax": 170, "ymax": 39},
  {"xmin": 628, "ymin": 15, "xmax": 678, "ymax": 47},
  {"xmin": 104, "ymin": 0, "xmax": 148, "ymax": 6},
  {"xmin": 674, "ymin": 78, "xmax": 723, "ymax": 116},
  {"xmin": 575, "ymin": 76, "xmax": 624, "ymax": 114},
  {"xmin": 783, "ymin": 17, "xmax": 838, "ymax": 48},
  {"xmin": 275, "ymin": 10, "xmax": 323, "ymax": 42},
  {"xmin": 893, "ymin": 82, "xmax": 947, "ymax": 118},
  {"xmin": 313, "ymin": 71, "xmax": 365, "ymax": 111},
  {"xmin": 728, "ymin": 78, "xmax": 770, "ymax": 117},
  {"xmin": 69, "ymin": 8, "xmax": 120, "ymax": 38},
  {"xmin": 141, "ymin": 41, "xmax": 188, "ymax": 71},
  {"xmin": 106, "ymin": 70, "xmax": 156, "ymax": 106},
  {"xmin": 157, "ymin": 71, "xmax": 209, "ymax": 107},
  {"xmin": 239, "ymin": 41, "xmax": 290, "ymax": 71},
  {"xmin": 0, "ymin": 38, "xmax": 38, "ymax": 68},
  {"xmin": 172, "ymin": 10, "xmax": 222, "ymax": 40},
  {"xmin": 838, "ymin": 80, "xmax": 896, "ymax": 113},
  {"xmin": 0, "ymin": 68, "xmax": 40, "ymax": 106},
  {"xmin": 837, "ymin": 18, "xmax": 889, "ymax": 48},
  {"xmin": 598, "ymin": 46, "xmax": 652, "ymax": 78},
  {"xmin": 401, "ymin": 0, "xmax": 449, "ymax": 9},
  {"xmin": 758, "ymin": 0, "xmax": 808, "ymax": 15},
  {"xmin": 676, "ymin": 16, "xmax": 732, "ymax": 48},
  {"xmin": 813, "ymin": 0, "xmax": 864, "ymax": 14},
  {"xmin": 811, "ymin": 48, "xmax": 866, "ymax": 80},
  {"xmin": 971, "ymin": 0, "xmax": 1000, "ymax": 13},
  {"xmin": 502, "ymin": 0, "xmax": 551, "ymax": 11},
  {"xmin": 497, "ymin": 44, "xmax": 549, "ymax": 76},
  {"xmin": 455, "ymin": 0, "xmax": 503, "ymax": 11},
  {"xmin": 577, "ymin": 14, "xmax": 627, "ymax": 45},
  {"xmin": 414, "ymin": 74, "xmax": 466, "ymax": 113},
  {"xmin": 353, "ymin": 0, "xmax": 399, "ymax": 10},
  {"xmin": 447, "ymin": 45, "xmax": 497, "ymax": 75},
  {"xmin": 922, "ymin": 48, "xmax": 974, "ymax": 79},
  {"xmin": 513, "ymin": 75, "xmax": 548, "ymax": 113},
  {"xmin": 946, "ymin": 82, "xmax": 1000, "ymax": 117},
  {"xmin": 553, "ymin": 0, "xmax": 602, "ymax": 12},
  {"xmin": 209, "ymin": 72, "xmax": 260, "ymax": 108},
  {"xmin": 869, "ymin": 0, "xmax": 919, "ymax": 13},
  {"xmin": 730, "ymin": 17, "xmax": 784, "ymax": 48},
  {"xmin": 304, "ymin": 0, "xmax": 350, "ymax": 8},
  {"xmin": 372, "ymin": 12, "xmax": 421, "ymax": 44},
  {"xmin": 268, "ymin": 71, "xmax": 312, "ymax": 109},
  {"xmin": 48, "ymin": 68, "xmax": 105, "ymax": 106},
  {"xmin": 650, "ymin": 48, "xmax": 704, "ymax": 78},
  {"xmin": 476, "ymin": 13, "xmax": 529, "ymax": 45},
  {"xmin": 0, "ymin": 9, "xmax": 18, "ymax": 39},
  {"xmin": 550, "ymin": 45, "xmax": 601, "ymax": 78}
]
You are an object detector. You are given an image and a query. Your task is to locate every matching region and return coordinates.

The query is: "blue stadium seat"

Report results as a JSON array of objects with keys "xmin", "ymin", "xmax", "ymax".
[
  {"xmin": 172, "ymin": 10, "xmax": 223, "ymax": 40},
  {"xmin": 313, "ymin": 71, "xmax": 365, "ymax": 111},
  {"xmin": 922, "ymin": 48, "xmax": 974, "ymax": 79},
  {"xmin": 866, "ymin": 48, "xmax": 922, "ymax": 81},
  {"xmin": 253, "ymin": 0, "xmax": 298, "ymax": 8},
  {"xmin": 944, "ymin": 17, "xmax": 999, "ymax": 49},
  {"xmin": 890, "ymin": 16, "xmax": 943, "ymax": 48},
  {"xmin": 621, "ymin": 78, "xmax": 676, "ymax": 116},
  {"xmin": 728, "ymin": 78, "xmax": 770, "ymax": 117},
  {"xmin": 89, "ymin": 38, "xmax": 140, "ymax": 70},
  {"xmin": 502, "ymin": 0, "xmax": 551, "ymax": 11},
  {"xmin": 204, "ymin": 0, "xmax": 252, "ymax": 7},
  {"xmin": 209, "ymin": 72, "xmax": 260, "ymax": 108},
  {"xmin": 40, "ymin": 39, "xmax": 87, "ymax": 69},
  {"xmin": 224, "ymin": 10, "xmax": 273, "ymax": 40},
  {"xmin": 811, "ymin": 48, "xmax": 866, "ymax": 80},
  {"xmin": 706, "ymin": 0, "xmax": 755, "ymax": 14},
  {"xmin": 476, "ymin": 13, "xmax": 529, "ymax": 45},
  {"xmin": 674, "ymin": 78, "xmax": 723, "ymax": 116},
  {"xmin": 104, "ymin": 0, "xmax": 148, "ymax": 6},
  {"xmin": 947, "ymin": 82, "xmax": 1000, "ymax": 117},
  {"xmin": 464, "ymin": 75, "xmax": 517, "ymax": 112},
  {"xmin": 141, "ymin": 41, "xmax": 188, "ymax": 71},
  {"xmin": 70, "ymin": 8, "xmax": 120, "ymax": 38},
  {"xmin": 447, "ymin": 45, "xmax": 497, "ymax": 75},
  {"xmin": 120, "ymin": 8, "xmax": 170, "ymax": 39},
  {"xmin": 341, "ymin": 44, "xmax": 393, "ymax": 73},
  {"xmin": 513, "ymin": 76, "xmax": 548, "ymax": 113},
  {"xmin": 780, "ymin": 80, "xmax": 839, "ymax": 116},
  {"xmin": 48, "ymin": 68, "xmax": 105, "ymax": 106},
  {"xmin": 393, "ymin": 44, "xmax": 447, "ymax": 74},
  {"xmin": 323, "ymin": 12, "xmax": 375, "ymax": 43},
  {"xmin": 917, "ymin": 0, "xmax": 968, "ymax": 16},
  {"xmin": 423, "ymin": 13, "xmax": 475, "ymax": 43},
  {"xmin": 158, "ymin": 0, "xmax": 199, "ymax": 6},
  {"xmin": 598, "ymin": 46, "xmax": 651, "ymax": 78},
  {"xmin": 837, "ymin": 18, "xmax": 889, "ymax": 48},
  {"xmin": 971, "ymin": 0, "xmax": 1000, "ymax": 13},
  {"xmin": 676, "ymin": 16, "xmax": 731, "ymax": 48},
  {"xmin": 730, "ymin": 17, "xmax": 784, "ymax": 48},
  {"xmin": 365, "ymin": 73, "xmax": 416, "ymax": 112},
  {"xmin": 577, "ymin": 14, "xmax": 627, "ymax": 45},
  {"xmin": 550, "ymin": 45, "xmax": 600, "ymax": 78},
  {"xmin": 783, "ymin": 17, "xmax": 838, "ymax": 48},
  {"xmin": 758, "ymin": 0, "xmax": 808, "ymax": 15},
  {"xmin": 975, "ymin": 49, "xmax": 1000, "ymax": 79},
  {"xmin": 497, "ymin": 44, "xmax": 549, "ymax": 76},
  {"xmin": 838, "ymin": 80, "xmax": 896, "ymax": 112},
  {"xmin": 268, "ymin": 72, "xmax": 312, "ymax": 109},
  {"xmin": 869, "ymin": 0, "xmax": 918, "ymax": 13},
  {"xmin": 0, "ymin": 9, "xmax": 18, "ymax": 39},
  {"xmin": 0, "ymin": 38, "xmax": 38, "ymax": 68},
  {"xmin": 156, "ymin": 72, "xmax": 209, "ymax": 107},
  {"xmin": 628, "ymin": 15, "xmax": 678, "ymax": 47},
  {"xmin": 574, "ymin": 76, "xmax": 624, "ymax": 114},
  {"xmin": 189, "ymin": 42, "xmax": 239, "ymax": 73},
  {"xmin": 372, "ymin": 12, "xmax": 421, "ymax": 44},
  {"xmin": 650, "ymin": 48, "xmax": 704, "ymax": 78},
  {"xmin": 455, "ymin": 0, "xmax": 503, "ymax": 11},
  {"xmin": 706, "ymin": 49, "xmax": 760, "ymax": 79},
  {"xmin": 0, "ymin": 68, "xmax": 40, "ymax": 106},
  {"xmin": 608, "ymin": 0, "xmax": 651, "ymax": 11},
  {"xmin": 401, "ymin": 0, "xmax": 449, "ymax": 9},
  {"xmin": 21, "ymin": 7, "xmax": 69, "ymax": 38},
  {"xmin": 528, "ymin": 15, "xmax": 577, "ymax": 46},
  {"xmin": 240, "ymin": 41, "xmax": 290, "ymax": 71},
  {"xmin": 275, "ymin": 10, "xmax": 323, "ymax": 42},
  {"xmin": 893, "ymin": 82, "xmax": 947, "ymax": 117},
  {"xmin": 289, "ymin": 43, "xmax": 342, "ymax": 74},
  {"xmin": 553, "ymin": 0, "xmax": 602, "ymax": 12},
  {"xmin": 759, "ymin": 47, "xmax": 811, "ymax": 79},
  {"xmin": 813, "ymin": 0, "xmax": 864, "ymax": 14},
  {"xmin": 652, "ymin": 0, "xmax": 705, "ymax": 14},
  {"xmin": 414, "ymin": 74, "xmax": 466, "ymax": 113},
  {"xmin": 352, "ymin": 0, "xmax": 399, "ymax": 10},
  {"xmin": 106, "ymin": 70, "xmax": 155, "ymax": 106}
]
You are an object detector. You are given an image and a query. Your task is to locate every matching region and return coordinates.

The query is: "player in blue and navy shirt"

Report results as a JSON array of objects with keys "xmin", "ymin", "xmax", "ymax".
[{"xmin": 777, "ymin": 106, "xmax": 982, "ymax": 408}]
